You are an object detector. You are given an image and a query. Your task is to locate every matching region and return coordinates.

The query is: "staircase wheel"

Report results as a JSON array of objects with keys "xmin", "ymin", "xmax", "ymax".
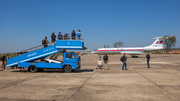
[
  {"xmin": 64, "ymin": 65, "xmax": 72, "ymax": 73},
  {"xmin": 29, "ymin": 66, "xmax": 37, "ymax": 73}
]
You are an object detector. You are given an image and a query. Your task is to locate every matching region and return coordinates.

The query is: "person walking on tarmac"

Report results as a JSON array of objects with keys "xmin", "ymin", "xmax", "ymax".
[
  {"xmin": 121, "ymin": 53, "xmax": 128, "ymax": 70},
  {"xmin": 51, "ymin": 32, "xmax": 56, "ymax": 45},
  {"xmin": 42, "ymin": 36, "xmax": 49, "ymax": 48},
  {"xmin": 103, "ymin": 53, "xmax": 109, "ymax": 70},
  {"xmin": 1, "ymin": 54, "xmax": 7, "ymax": 69},
  {"xmin": 146, "ymin": 53, "xmax": 150, "ymax": 68}
]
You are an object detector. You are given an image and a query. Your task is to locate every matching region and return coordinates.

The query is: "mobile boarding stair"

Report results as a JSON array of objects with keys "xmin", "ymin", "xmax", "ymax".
[{"xmin": 7, "ymin": 40, "xmax": 86, "ymax": 68}]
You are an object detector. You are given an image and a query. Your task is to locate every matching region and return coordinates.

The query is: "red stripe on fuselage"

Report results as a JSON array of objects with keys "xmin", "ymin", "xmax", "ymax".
[
  {"xmin": 96, "ymin": 50, "xmax": 109, "ymax": 51},
  {"xmin": 95, "ymin": 49, "xmax": 144, "ymax": 52}
]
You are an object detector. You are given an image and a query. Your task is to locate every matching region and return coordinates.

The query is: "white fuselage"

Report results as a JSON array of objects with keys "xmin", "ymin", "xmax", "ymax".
[
  {"xmin": 92, "ymin": 47, "xmax": 150, "ymax": 55},
  {"xmin": 92, "ymin": 37, "xmax": 166, "ymax": 55}
]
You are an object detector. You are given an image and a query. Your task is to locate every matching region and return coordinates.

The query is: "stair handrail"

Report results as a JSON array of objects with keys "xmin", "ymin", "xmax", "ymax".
[{"xmin": 17, "ymin": 42, "xmax": 53, "ymax": 54}]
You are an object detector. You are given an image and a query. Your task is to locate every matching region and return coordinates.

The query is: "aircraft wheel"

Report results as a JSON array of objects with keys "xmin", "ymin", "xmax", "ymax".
[
  {"xmin": 64, "ymin": 65, "xmax": 72, "ymax": 73},
  {"xmin": 29, "ymin": 66, "xmax": 37, "ymax": 73}
]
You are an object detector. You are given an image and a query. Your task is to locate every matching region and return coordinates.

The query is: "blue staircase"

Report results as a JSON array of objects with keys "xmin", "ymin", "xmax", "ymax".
[{"xmin": 7, "ymin": 40, "xmax": 86, "ymax": 67}]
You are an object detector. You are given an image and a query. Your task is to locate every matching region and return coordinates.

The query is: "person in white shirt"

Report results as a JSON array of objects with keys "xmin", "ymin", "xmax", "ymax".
[{"xmin": 96, "ymin": 59, "xmax": 104, "ymax": 69}]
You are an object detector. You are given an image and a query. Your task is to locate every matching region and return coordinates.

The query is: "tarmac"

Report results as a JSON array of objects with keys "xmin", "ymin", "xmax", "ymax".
[{"xmin": 0, "ymin": 54, "xmax": 180, "ymax": 101}]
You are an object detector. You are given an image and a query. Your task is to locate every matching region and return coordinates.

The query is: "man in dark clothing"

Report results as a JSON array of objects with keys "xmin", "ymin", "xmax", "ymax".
[
  {"xmin": 121, "ymin": 53, "xmax": 127, "ymax": 70},
  {"xmin": 1, "ymin": 54, "xmax": 7, "ymax": 69},
  {"xmin": 146, "ymin": 53, "xmax": 150, "ymax": 68},
  {"xmin": 51, "ymin": 32, "xmax": 56, "ymax": 45},
  {"xmin": 71, "ymin": 30, "xmax": 76, "ymax": 40},
  {"xmin": 103, "ymin": 54, "xmax": 109, "ymax": 70},
  {"xmin": 42, "ymin": 36, "xmax": 49, "ymax": 48}
]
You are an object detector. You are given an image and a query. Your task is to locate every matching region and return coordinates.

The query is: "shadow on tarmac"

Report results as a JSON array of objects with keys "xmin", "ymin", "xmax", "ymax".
[
  {"xmin": 0, "ymin": 69, "xmax": 4, "ymax": 71},
  {"xmin": 10, "ymin": 69, "xmax": 94, "ymax": 73}
]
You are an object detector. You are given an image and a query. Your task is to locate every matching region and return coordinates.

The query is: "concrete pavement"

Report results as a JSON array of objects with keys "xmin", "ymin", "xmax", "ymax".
[{"xmin": 0, "ymin": 54, "xmax": 180, "ymax": 101}]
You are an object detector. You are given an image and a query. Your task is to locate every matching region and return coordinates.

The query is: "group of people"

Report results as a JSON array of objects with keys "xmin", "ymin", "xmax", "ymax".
[
  {"xmin": 1, "ymin": 54, "xmax": 7, "ymax": 69},
  {"xmin": 0, "ymin": 53, "xmax": 16, "ymax": 69},
  {"xmin": 120, "ymin": 53, "xmax": 150, "ymax": 70},
  {"xmin": 42, "ymin": 30, "xmax": 83, "ymax": 48},
  {"xmin": 96, "ymin": 53, "xmax": 150, "ymax": 70},
  {"xmin": 58, "ymin": 30, "xmax": 83, "ymax": 40},
  {"xmin": 96, "ymin": 54, "xmax": 109, "ymax": 70}
]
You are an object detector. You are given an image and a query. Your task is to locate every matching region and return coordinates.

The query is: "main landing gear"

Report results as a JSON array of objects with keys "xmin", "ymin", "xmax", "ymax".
[{"xmin": 132, "ymin": 55, "xmax": 138, "ymax": 58}]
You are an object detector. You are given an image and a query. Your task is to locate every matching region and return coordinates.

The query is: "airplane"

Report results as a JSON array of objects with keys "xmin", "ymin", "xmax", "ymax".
[
  {"xmin": 92, "ymin": 36, "xmax": 174, "ymax": 57},
  {"xmin": 79, "ymin": 49, "xmax": 92, "ymax": 55}
]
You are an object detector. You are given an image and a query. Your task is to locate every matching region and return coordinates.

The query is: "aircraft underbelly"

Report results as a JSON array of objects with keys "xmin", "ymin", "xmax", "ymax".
[
  {"xmin": 93, "ymin": 51, "xmax": 146, "ymax": 54},
  {"xmin": 121, "ymin": 51, "xmax": 144, "ymax": 54},
  {"xmin": 94, "ymin": 51, "xmax": 120, "ymax": 54}
]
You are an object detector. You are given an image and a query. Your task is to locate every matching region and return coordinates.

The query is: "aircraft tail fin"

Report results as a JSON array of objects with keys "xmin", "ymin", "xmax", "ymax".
[{"xmin": 144, "ymin": 36, "xmax": 175, "ymax": 50}]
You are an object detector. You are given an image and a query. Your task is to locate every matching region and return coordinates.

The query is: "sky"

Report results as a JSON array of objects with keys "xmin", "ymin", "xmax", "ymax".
[{"xmin": 0, "ymin": 0, "xmax": 180, "ymax": 53}]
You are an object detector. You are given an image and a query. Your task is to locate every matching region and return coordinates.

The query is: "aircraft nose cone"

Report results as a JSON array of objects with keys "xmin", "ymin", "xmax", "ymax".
[{"xmin": 91, "ymin": 50, "xmax": 97, "ymax": 54}]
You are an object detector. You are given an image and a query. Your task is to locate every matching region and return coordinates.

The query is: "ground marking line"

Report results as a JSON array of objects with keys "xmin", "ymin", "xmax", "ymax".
[
  {"xmin": 66, "ymin": 71, "xmax": 95, "ymax": 101},
  {"xmin": 132, "ymin": 69, "xmax": 179, "ymax": 100}
]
